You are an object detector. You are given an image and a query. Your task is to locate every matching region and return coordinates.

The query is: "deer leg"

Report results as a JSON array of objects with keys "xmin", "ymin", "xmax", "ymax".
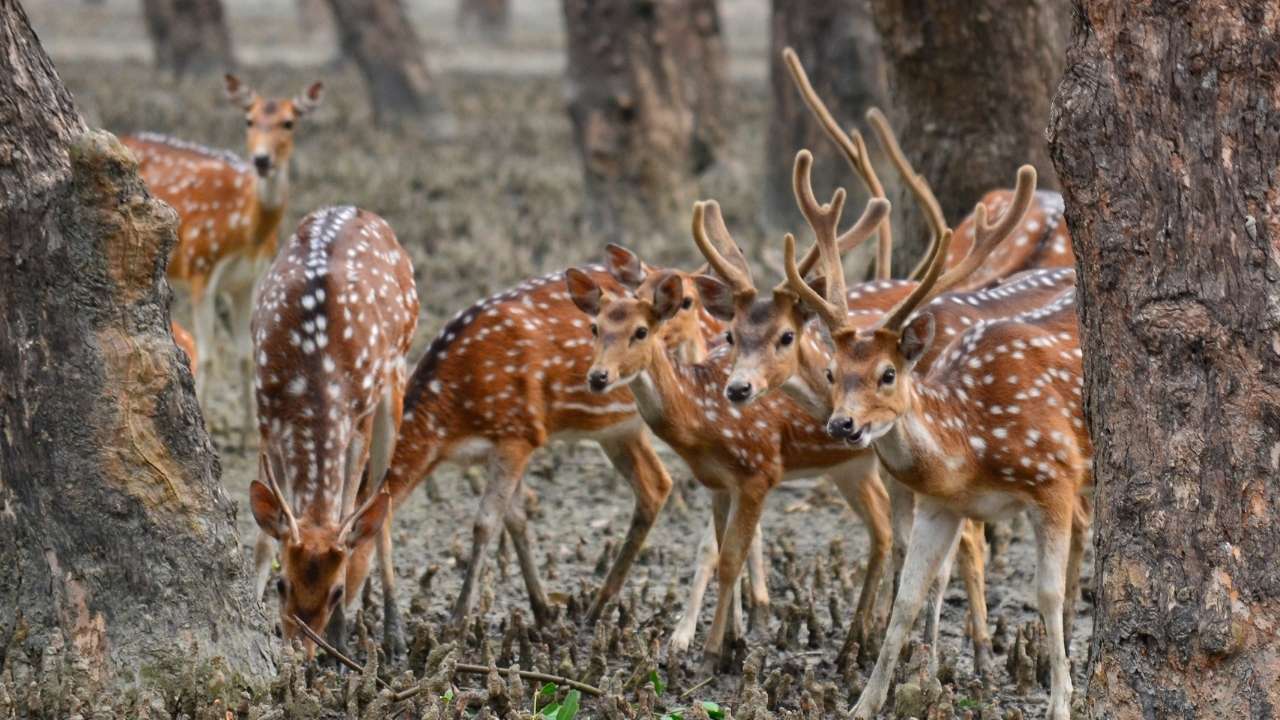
[
  {"xmin": 1032, "ymin": 510, "xmax": 1074, "ymax": 720},
  {"xmin": 669, "ymin": 516, "xmax": 719, "ymax": 654},
  {"xmin": 586, "ymin": 433, "xmax": 673, "ymax": 623},
  {"xmin": 502, "ymin": 481, "xmax": 552, "ymax": 625},
  {"xmin": 922, "ymin": 521, "xmax": 963, "ymax": 674},
  {"xmin": 365, "ymin": 393, "xmax": 405, "ymax": 659},
  {"xmin": 451, "ymin": 439, "xmax": 533, "ymax": 628},
  {"xmin": 229, "ymin": 281, "xmax": 256, "ymax": 452},
  {"xmin": 708, "ymin": 490, "xmax": 746, "ymax": 644},
  {"xmin": 701, "ymin": 482, "xmax": 767, "ymax": 673},
  {"xmin": 1064, "ymin": 496, "xmax": 1091, "ymax": 652},
  {"xmin": 829, "ymin": 456, "xmax": 891, "ymax": 659},
  {"xmin": 956, "ymin": 520, "xmax": 992, "ymax": 677},
  {"xmin": 885, "ymin": 474, "xmax": 916, "ymax": 601},
  {"xmin": 744, "ymin": 520, "xmax": 769, "ymax": 633},
  {"xmin": 851, "ymin": 499, "xmax": 962, "ymax": 720},
  {"xmin": 190, "ymin": 285, "xmax": 217, "ymax": 412}
]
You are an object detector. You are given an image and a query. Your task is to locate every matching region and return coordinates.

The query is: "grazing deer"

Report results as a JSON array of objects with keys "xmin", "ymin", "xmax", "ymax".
[
  {"xmin": 123, "ymin": 75, "xmax": 324, "ymax": 443},
  {"xmin": 341, "ymin": 255, "xmax": 754, "ymax": 653},
  {"xmin": 787, "ymin": 181, "xmax": 1090, "ymax": 719},
  {"xmin": 246, "ymin": 206, "xmax": 418, "ymax": 657},
  {"xmin": 693, "ymin": 146, "xmax": 1071, "ymax": 671},
  {"xmin": 565, "ymin": 197, "xmax": 905, "ymax": 670}
]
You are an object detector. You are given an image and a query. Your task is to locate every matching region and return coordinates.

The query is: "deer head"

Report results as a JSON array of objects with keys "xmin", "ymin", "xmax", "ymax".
[
  {"xmin": 602, "ymin": 244, "xmax": 712, "ymax": 363},
  {"xmin": 224, "ymin": 74, "xmax": 323, "ymax": 193},
  {"xmin": 692, "ymin": 152, "xmax": 889, "ymax": 406},
  {"xmin": 248, "ymin": 451, "xmax": 389, "ymax": 656}
]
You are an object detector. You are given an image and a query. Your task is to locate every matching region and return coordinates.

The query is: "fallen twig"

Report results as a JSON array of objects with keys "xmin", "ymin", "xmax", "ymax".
[{"xmin": 290, "ymin": 614, "xmax": 603, "ymax": 700}]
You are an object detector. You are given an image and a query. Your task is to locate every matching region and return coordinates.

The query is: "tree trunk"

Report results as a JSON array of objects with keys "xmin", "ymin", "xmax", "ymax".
[
  {"xmin": 0, "ymin": 0, "xmax": 273, "ymax": 693},
  {"xmin": 140, "ymin": 0, "xmax": 235, "ymax": 77},
  {"xmin": 764, "ymin": 0, "xmax": 892, "ymax": 275},
  {"xmin": 324, "ymin": 0, "xmax": 445, "ymax": 125},
  {"xmin": 871, "ymin": 0, "xmax": 1068, "ymax": 271},
  {"xmin": 562, "ymin": 0, "xmax": 727, "ymax": 249},
  {"xmin": 1050, "ymin": 1, "xmax": 1280, "ymax": 717},
  {"xmin": 456, "ymin": 0, "xmax": 511, "ymax": 43}
]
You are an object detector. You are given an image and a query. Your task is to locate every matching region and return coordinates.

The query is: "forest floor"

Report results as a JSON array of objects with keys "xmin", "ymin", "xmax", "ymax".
[{"xmin": 28, "ymin": 6, "xmax": 1094, "ymax": 715}]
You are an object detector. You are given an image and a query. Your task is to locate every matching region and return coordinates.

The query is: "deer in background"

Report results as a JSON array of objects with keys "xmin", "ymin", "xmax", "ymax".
[
  {"xmin": 171, "ymin": 321, "xmax": 198, "ymax": 375},
  {"xmin": 246, "ymin": 206, "xmax": 418, "ymax": 656},
  {"xmin": 787, "ymin": 179, "xmax": 1090, "ymax": 718},
  {"xmin": 566, "ymin": 196, "xmax": 902, "ymax": 671},
  {"xmin": 123, "ymin": 75, "xmax": 323, "ymax": 444},
  {"xmin": 340, "ymin": 254, "xmax": 766, "ymax": 656}
]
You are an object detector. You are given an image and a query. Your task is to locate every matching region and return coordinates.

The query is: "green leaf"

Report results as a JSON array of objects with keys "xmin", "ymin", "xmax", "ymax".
[
  {"xmin": 539, "ymin": 682, "xmax": 558, "ymax": 698},
  {"xmin": 701, "ymin": 701, "xmax": 725, "ymax": 719},
  {"xmin": 539, "ymin": 703, "xmax": 560, "ymax": 718},
  {"xmin": 556, "ymin": 689, "xmax": 581, "ymax": 719},
  {"xmin": 649, "ymin": 670, "xmax": 666, "ymax": 696},
  {"xmin": 442, "ymin": 688, "xmax": 454, "ymax": 703}
]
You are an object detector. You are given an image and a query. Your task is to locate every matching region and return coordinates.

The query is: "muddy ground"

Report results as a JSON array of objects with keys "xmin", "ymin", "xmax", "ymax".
[{"xmin": 12, "ymin": 2, "xmax": 1092, "ymax": 717}]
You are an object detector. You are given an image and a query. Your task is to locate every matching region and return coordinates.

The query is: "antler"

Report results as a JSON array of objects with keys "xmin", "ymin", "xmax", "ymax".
[
  {"xmin": 782, "ymin": 47, "xmax": 893, "ymax": 279},
  {"xmin": 864, "ymin": 108, "xmax": 948, "ymax": 281},
  {"xmin": 263, "ymin": 448, "xmax": 301, "ymax": 543},
  {"xmin": 792, "ymin": 150, "xmax": 849, "ymax": 314},
  {"xmin": 934, "ymin": 165, "xmax": 1037, "ymax": 294},
  {"xmin": 881, "ymin": 228, "xmax": 953, "ymax": 332},
  {"xmin": 692, "ymin": 201, "xmax": 756, "ymax": 302}
]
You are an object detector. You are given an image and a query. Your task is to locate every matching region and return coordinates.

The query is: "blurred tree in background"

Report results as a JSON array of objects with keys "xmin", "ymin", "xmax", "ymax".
[{"xmin": 141, "ymin": 0, "xmax": 235, "ymax": 77}]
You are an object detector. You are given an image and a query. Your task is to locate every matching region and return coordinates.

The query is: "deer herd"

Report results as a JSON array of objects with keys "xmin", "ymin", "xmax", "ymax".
[{"xmin": 129, "ymin": 48, "xmax": 1090, "ymax": 719}]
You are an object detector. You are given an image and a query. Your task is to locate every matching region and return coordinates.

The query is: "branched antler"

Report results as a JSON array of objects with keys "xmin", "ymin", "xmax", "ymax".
[
  {"xmin": 934, "ymin": 165, "xmax": 1037, "ymax": 294},
  {"xmin": 865, "ymin": 107, "xmax": 947, "ymax": 281},
  {"xmin": 692, "ymin": 200, "xmax": 756, "ymax": 302}
]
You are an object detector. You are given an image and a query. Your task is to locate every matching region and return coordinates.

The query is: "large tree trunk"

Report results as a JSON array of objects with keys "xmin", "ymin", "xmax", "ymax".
[
  {"xmin": 0, "ymin": 0, "xmax": 272, "ymax": 692},
  {"xmin": 871, "ymin": 0, "xmax": 1067, "ymax": 271},
  {"xmin": 764, "ymin": 0, "xmax": 892, "ymax": 276},
  {"xmin": 324, "ymin": 0, "xmax": 445, "ymax": 125},
  {"xmin": 140, "ymin": 0, "xmax": 235, "ymax": 77},
  {"xmin": 562, "ymin": 0, "xmax": 727, "ymax": 249},
  {"xmin": 456, "ymin": 0, "xmax": 511, "ymax": 43},
  {"xmin": 1050, "ymin": 1, "xmax": 1280, "ymax": 717}
]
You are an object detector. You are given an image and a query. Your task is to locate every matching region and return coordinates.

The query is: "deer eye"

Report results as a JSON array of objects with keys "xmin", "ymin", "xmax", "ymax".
[
  {"xmin": 825, "ymin": 368, "xmax": 834, "ymax": 384},
  {"xmin": 328, "ymin": 585, "xmax": 344, "ymax": 607},
  {"xmin": 725, "ymin": 332, "xmax": 734, "ymax": 346},
  {"xmin": 633, "ymin": 326, "xmax": 648, "ymax": 340},
  {"xmin": 282, "ymin": 119, "xmax": 295, "ymax": 130},
  {"xmin": 779, "ymin": 330, "xmax": 795, "ymax": 347},
  {"xmin": 681, "ymin": 296, "xmax": 693, "ymax": 310},
  {"xmin": 276, "ymin": 578, "xmax": 287, "ymax": 597},
  {"xmin": 881, "ymin": 367, "xmax": 897, "ymax": 386},
  {"xmin": 590, "ymin": 323, "xmax": 598, "ymax": 337},
  {"xmin": 245, "ymin": 117, "xmax": 254, "ymax": 127}
]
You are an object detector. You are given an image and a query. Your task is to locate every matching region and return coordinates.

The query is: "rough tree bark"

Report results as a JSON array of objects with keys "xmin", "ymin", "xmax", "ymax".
[
  {"xmin": 456, "ymin": 0, "xmax": 511, "ymax": 43},
  {"xmin": 324, "ymin": 0, "xmax": 445, "ymax": 125},
  {"xmin": 140, "ymin": 0, "xmax": 236, "ymax": 77},
  {"xmin": 764, "ymin": 0, "xmax": 891, "ymax": 267},
  {"xmin": 562, "ymin": 0, "xmax": 727, "ymax": 248},
  {"xmin": 1050, "ymin": 1, "xmax": 1280, "ymax": 717},
  {"xmin": 0, "ymin": 0, "xmax": 273, "ymax": 692},
  {"xmin": 871, "ymin": 0, "xmax": 1068, "ymax": 270}
]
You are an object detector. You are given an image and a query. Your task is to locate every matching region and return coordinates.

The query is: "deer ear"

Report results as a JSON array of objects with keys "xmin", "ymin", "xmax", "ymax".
[
  {"xmin": 224, "ymin": 74, "xmax": 255, "ymax": 110},
  {"xmin": 694, "ymin": 275, "xmax": 736, "ymax": 321},
  {"xmin": 604, "ymin": 244, "xmax": 645, "ymax": 289},
  {"xmin": 294, "ymin": 81, "xmax": 324, "ymax": 115},
  {"xmin": 343, "ymin": 493, "xmax": 390, "ymax": 550},
  {"xmin": 651, "ymin": 272, "xmax": 684, "ymax": 321},
  {"xmin": 566, "ymin": 268, "xmax": 602, "ymax": 316},
  {"xmin": 249, "ymin": 480, "xmax": 288, "ymax": 540},
  {"xmin": 899, "ymin": 313, "xmax": 935, "ymax": 366}
]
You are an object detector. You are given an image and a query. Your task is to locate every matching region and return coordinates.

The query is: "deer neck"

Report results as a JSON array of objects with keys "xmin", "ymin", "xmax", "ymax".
[
  {"xmin": 627, "ymin": 342, "xmax": 697, "ymax": 431},
  {"xmin": 247, "ymin": 171, "xmax": 288, "ymax": 257},
  {"xmin": 782, "ymin": 325, "xmax": 834, "ymax": 419},
  {"xmin": 873, "ymin": 380, "xmax": 964, "ymax": 483}
]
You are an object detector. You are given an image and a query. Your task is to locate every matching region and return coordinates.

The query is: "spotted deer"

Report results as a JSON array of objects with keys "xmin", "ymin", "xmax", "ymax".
[
  {"xmin": 692, "ymin": 150, "xmax": 1069, "ymax": 672},
  {"xmin": 787, "ymin": 183, "xmax": 1090, "ymax": 719},
  {"xmin": 565, "ymin": 198, "xmax": 906, "ymax": 670},
  {"xmin": 172, "ymin": 320, "xmax": 198, "ymax": 375},
  {"xmin": 340, "ymin": 254, "xmax": 762, "ymax": 653},
  {"xmin": 246, "ymin": 206, "xmax": 418, "ymax": 657},
  {"xmin": 123, "ymin": 74, "xmax": 324, "ymax": 442}
]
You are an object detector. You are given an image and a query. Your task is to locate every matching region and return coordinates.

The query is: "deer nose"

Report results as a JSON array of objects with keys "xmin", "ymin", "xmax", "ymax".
[
  {"xmin": 587, "ymin": 370, "xmax": 610, "ymax": 393},
  {"xmin": 252, "ymin": 154, "xmax": 272, "ymax": 176},
  {"xmin": 827, "ymin": 414, "xmax": 856, "ymax": 439},
  {"xmin": 725, "ymin": 380, "xmax": 753, "ymax": 403}
]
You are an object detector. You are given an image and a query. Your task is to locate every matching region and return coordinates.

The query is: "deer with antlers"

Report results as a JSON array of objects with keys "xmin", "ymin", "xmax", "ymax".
[
  {"xmin": 563, "ymin": 195, "xmax": 907, "ymax": 670},
  {"xmin": 787, "ymin": 162, "xmax": 1090, "ymax": 716},
  {"xmin": 123, "ymin": 75, "xmax": 323, "ymax": 443},
  {"xmin": 337, "ymin": 254, "xmax": 776, "ymax": 655},
  {"xmin": 246, "ymin": 206, "xmax": 417, "ymax": 656}
]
